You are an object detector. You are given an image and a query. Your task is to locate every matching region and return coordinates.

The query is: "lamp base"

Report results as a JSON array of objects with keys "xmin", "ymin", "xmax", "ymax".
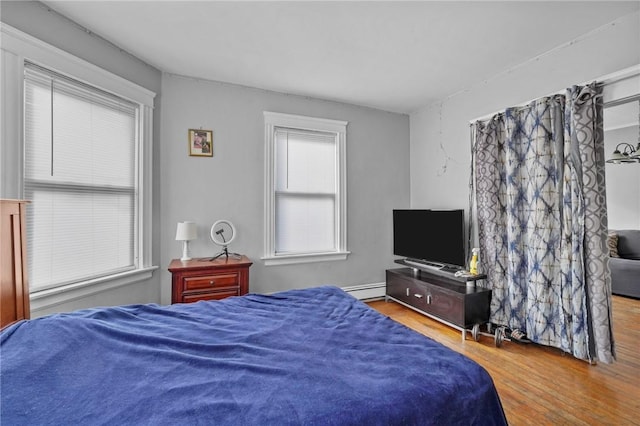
[{"xmin": 181, "ymin": 241, "xmax": 192, "ymax": 261}]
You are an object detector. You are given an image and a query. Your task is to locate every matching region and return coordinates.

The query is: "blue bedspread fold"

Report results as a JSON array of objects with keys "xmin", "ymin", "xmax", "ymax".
[{"xmin": 1, "ymin": 286, "xmax": 507, "ymax": 425}]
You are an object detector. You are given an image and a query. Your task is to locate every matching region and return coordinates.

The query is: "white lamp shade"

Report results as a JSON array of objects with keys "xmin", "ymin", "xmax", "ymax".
[{"xmin": 176, "ymin": 221, "xmax": 197, "ymax": 241}]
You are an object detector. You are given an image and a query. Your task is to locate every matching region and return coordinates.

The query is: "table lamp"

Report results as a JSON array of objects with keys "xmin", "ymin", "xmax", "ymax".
[{"xmin": 176, "ymin": 221, "xmax": 197, "ymax": 261}]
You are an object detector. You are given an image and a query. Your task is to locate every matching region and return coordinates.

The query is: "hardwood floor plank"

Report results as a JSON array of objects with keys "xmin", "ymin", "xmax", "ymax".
[{"xmin": 367, "ymin": 295, "xmax": 640, "ymax": 426}]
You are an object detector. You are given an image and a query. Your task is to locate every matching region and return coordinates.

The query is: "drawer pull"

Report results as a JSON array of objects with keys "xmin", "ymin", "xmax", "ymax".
[
  {"xmin": 209, "ymin": 280, "xmax": 215, "ymax": 285},
  {"xmin": 427, "ymin": 295, "xmax": 432, "ymax": 304},
  {"xmin": 406, "ymin": 288, "xmax": 410, "ymax": 296},
  {"xmin": 414, "ymin": 294, "xmax": 423, "ymax": 299}
]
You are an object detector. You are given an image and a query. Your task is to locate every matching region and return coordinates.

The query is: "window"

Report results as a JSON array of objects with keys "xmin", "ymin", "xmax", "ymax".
[
  {"xmin": 0, "ymin": 26, "xmax": 155, "ymax": 310},
  {"xmin": 23, "ymin": 62, "xmax": 149, "ymax": 293},
  {"xmin": 263, "ymin": 112, "xmax": 349, "ymax": 265}
]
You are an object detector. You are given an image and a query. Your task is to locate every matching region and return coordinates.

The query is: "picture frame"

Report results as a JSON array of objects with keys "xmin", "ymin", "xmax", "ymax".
[{"xmin": 188, "ymin": 129, "xmax": 213, "ymax": 157}]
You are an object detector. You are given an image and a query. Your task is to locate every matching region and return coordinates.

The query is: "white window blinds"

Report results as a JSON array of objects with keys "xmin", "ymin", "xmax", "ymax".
[
  {"xmin": 274, "ymin": 128, "xmax": 337, "ymax": 254},
  {"xmin": 24, "ymin": 63, "xmax": 139, "ymax": 291},
  {"xmin": 263, "ymin": 111, "xmax": 348, "ymax": 265}
]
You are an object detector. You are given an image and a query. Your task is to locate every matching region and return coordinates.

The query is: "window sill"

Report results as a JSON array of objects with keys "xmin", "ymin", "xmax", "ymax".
[
  {"xmin": 262, "ymin": 251, "xmax": 350, "ymax": 266},
  {"xmin": 29, "ymin": 266, "xmax": 158, "ymax": 313}
]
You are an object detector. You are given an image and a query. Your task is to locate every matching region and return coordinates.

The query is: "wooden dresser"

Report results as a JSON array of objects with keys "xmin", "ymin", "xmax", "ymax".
[
  {"xmin": 1, "ymin": 199, "xmax": 30, "ymax": 329},
  {"xmin": 169, "ymin": 256, "xmax": 252, "ymax": 304}
]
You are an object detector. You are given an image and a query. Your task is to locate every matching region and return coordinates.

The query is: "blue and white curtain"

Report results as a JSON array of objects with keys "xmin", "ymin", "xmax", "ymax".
[{"xmin": 472, "ymin": 83, "xmax": 615, "ymax": 363}]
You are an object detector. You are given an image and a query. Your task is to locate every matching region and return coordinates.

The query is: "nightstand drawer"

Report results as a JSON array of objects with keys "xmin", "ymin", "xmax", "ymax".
[
  {"xmin": 182, "ymin": 289, "xmax": 240, "ymax": 303},
  {"xmin": 184, "ymin": 273, "xmax": 239, "ymax": 291}
]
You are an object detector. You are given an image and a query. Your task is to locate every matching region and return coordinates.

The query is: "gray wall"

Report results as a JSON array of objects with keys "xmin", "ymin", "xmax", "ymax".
[
  {"xmin": 1, "ymin": 1, "xmax": 164, "ymax": 314},
  {"xmin": 159, "ymin": 75, "xmax": 410, "ymax": 303}
]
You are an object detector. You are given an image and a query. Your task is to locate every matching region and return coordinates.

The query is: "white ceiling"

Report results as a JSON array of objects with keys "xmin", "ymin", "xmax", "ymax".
[{"xmin": 42, "ymin": 1, "xmax": 639, "ymax": 114}]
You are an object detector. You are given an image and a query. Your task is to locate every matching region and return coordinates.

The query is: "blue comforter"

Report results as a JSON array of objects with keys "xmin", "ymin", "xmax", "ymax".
[{"xmin": 1, "ymin": 286, "xmax": 507, "ymax": 425}]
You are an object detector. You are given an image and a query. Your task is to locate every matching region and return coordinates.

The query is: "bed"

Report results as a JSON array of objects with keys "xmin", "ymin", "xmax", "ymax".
[{"xmin": 1, "ymin": 286, "xmax": 507, "ymax": 425}]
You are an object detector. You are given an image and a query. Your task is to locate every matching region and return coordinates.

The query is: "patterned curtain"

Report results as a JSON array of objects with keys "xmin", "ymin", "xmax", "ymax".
[{"xmin": 473, "ymin": 83, "xmax": 615, "ymax": 363}]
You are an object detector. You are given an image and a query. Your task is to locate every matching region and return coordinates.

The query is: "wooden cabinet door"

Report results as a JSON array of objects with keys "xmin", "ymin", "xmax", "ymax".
[{"xmin": 1, "ymin": 200, "xmax": 30, "ymax": 328}]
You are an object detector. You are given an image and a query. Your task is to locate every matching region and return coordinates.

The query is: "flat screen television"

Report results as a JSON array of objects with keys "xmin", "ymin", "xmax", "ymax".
[{"xmin": 393, "ymin": 209, "xmax": 465, "ymax": 268}]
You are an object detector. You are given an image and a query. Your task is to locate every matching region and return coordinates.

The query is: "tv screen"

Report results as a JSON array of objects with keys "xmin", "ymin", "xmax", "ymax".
[{"xmin": 393, "ymin": 209, "xmax": 465, "ymax": 267}]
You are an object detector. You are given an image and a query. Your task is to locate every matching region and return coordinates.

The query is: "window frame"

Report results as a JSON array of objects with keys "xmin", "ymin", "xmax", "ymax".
[
  {"xmin": 263, "ymin": 111, "xmax": 349, "ymax": 265},
  {"xmin": 1, "ymin": 24, "xmax": 156, "ymax": 311}
]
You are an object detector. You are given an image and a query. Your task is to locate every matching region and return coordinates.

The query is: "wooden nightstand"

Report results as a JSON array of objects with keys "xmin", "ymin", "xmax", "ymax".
[{"xmin": 168, "ymin": 256, "xmax": 252, "ymax": 304}]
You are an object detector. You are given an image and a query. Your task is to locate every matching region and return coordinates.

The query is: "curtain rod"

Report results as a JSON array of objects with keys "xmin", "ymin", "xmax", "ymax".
[{"xmin": 468, "ymin": 64, "xmax": 640, "ymax": 125}]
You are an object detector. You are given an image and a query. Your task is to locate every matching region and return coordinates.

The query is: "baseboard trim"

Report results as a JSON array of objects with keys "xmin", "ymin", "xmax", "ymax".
[{"xmin": 341, "ymin": 282, "xmax": 386, "ymax": 301}]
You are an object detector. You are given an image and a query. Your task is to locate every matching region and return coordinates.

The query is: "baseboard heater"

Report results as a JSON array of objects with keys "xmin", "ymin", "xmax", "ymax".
[{"xmin": 341, "ymin": 282, "xmax": 386, "ymax": 301}]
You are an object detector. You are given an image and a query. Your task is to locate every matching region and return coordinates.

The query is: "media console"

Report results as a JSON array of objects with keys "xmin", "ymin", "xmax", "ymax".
[{"xmin": 385, "ymin": 261, "xmax": 491, "ymax": 341}]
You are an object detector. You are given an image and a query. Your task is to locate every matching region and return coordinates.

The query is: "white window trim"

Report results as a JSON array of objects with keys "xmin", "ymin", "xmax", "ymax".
[
  {"xmin": 0, "ymin": 24, "xmax": 156, "ymax": 306},
  {"xmin": 263, "ymin": 111, "xmax": 349, "ymax": 266},
  {"xmin": 29, "ymin": 267, "xmax": 158, "ymax": 313}
]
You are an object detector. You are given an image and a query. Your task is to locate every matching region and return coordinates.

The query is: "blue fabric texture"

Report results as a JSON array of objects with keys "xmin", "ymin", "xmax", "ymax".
[{"xmin": 1, "ymin": 286, "xmax": 506, "ymax": 425}]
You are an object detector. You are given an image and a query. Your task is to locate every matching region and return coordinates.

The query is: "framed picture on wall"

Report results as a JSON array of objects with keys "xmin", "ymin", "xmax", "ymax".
[{"xmin": 188, "ymin": 129, "xmax": 213, "ymax": 157}]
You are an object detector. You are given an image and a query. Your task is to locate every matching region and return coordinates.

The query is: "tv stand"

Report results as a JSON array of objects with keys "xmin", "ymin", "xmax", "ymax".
[{"xmin": 385, "ymin": 267, "xmax": 491, "ymax": 341}]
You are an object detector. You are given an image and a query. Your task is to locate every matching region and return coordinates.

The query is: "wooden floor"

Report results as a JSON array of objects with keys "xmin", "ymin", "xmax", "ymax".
[{"xmin": 368, "ymin": 295, "xmax": 640, "ymax": 426}]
